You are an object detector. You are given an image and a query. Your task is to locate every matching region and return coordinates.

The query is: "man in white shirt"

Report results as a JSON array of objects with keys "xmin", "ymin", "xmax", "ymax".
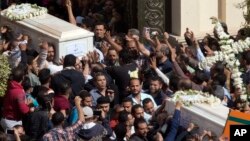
[
  {"xmin": 128, "ymin": 78, "xmax": 157, "ymax": 108},
  {"xmin": 38, "ymin": 41, "xmax": 63, "ymax": 74}
]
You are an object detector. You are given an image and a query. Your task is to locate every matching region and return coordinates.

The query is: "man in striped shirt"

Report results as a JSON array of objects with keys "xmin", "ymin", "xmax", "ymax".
[{"xmin": 42, "ymin": 96, "xmax": 84, "ymax": 141}]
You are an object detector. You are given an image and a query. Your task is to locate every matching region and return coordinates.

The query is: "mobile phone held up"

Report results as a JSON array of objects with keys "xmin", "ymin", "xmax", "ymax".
[
  {"xmin": 6, "ymin": 129, "xmax": 14, "ymax": 134},
  {"xmin": 93, "ymin": 110, "xmax": 102, "ymax": 116}
]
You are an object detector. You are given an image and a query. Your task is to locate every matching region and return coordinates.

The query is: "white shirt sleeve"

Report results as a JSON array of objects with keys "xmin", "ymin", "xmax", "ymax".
[{"xmin": 155, "ymin": 68, "xmax": 169, "ymax": 85}]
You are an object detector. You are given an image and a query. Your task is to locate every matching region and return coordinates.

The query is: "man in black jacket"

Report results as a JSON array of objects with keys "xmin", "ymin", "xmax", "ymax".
[{"xmin": 51, "ymin": 54, "xmax": 85, "ymax": 105}]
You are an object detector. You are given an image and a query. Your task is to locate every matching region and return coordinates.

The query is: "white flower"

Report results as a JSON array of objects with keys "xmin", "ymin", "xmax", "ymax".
[
  {"xmin": 240, "ymin": 95, "xmax": 247, "ymax": 101},
  {"xmin": 2, "ymin": 3, "xmax": 47, "ymax": 21}
]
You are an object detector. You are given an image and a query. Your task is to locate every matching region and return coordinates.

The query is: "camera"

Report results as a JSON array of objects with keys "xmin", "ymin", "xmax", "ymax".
[
  {"xmin": 93, "ymin": 110, "xmax": 102, "ymax": 116},
  {"xmin": 6, "ymin": 129, "xmax": 14, "ymax": 134}
]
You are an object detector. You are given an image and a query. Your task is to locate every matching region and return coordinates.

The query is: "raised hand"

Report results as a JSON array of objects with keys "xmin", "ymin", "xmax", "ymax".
[
  {"xmin": 59, "ymin": 56, "xmax": 64, "ymax": 65},
  {"xmin": 149, "ymin": 56, "xmax": 157, "ymax": 70},
  {"xmin": 65, "ymin": 0, "xmax": 72, "ymax": 7},
  {"xmin": 74, "ymin": 96, "xmax": 82, "ymax": 106},
  {"xmin": 204, "ymin": 45, "xmax": 214, "ymax": 56},
  {"xmin": 104, "ymin": 31, "xmax": 112, "ymax": 42},
  {"xmin": 41, "ymin": 41, "xmax": 49, "ymax": 50},
  {"xmin": 100, "ymin": 41, "xmax": 109, "ymax": 56},
  {"xmin": 132, "ymin": 35, "xmax": 139, "ymax": 42},
  {"xmin": 169, "ymin": 46, "xmax": 177, "ymax": 61},
  {"xmin": 164, "ymin": 32, "xmax": 170, "ymax": 40}
]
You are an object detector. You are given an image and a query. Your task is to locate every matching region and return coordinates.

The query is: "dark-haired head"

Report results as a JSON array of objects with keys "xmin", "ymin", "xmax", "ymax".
[
  {"xmin": 11, "ymin": 65, "xmax": 25, "ymax": 82},
  {"xmin": 119, "ymin": 49, "xmax": 137, "ymax": 64},
  {"xmin": 63, "ymin": 54, "xmax": 76, "ymax": 68},
  {"xmin": 51, "ymin": 112, "xmax": 65, "ymax": 126},
  {"xmin": 38, "ymin": 68, "xmax": 51, "ymax": 85}
]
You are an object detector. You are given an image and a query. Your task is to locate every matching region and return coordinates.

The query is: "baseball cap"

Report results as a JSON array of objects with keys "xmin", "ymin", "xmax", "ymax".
[
  {"xmin": 82, "ymin": 106, "xmax": 93, "ymax": 118},
  {"xmin": 76, "ymin": 16, "xmax": 84, "ymax": 24}
]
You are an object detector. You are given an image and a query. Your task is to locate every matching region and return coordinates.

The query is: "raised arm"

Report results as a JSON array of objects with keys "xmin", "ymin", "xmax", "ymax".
[
  {"xmin": 168, "ymin": 44, "xmax": 189, "ymax": 79},
  {"xmin": 150, "ymin": 56, "xmax": 169, "ymax": 85},
  {"xmin": 37, "ymin": 41, "xmax": 48, "ymax": 69},
  {"xmin": 132, "ymin": 35, "xmax": 151, "ymax": 57},
  {"xmin": 75, "ymin": 96, "xmax": 84, "ymax": 122},
  {"xmin": 165, "ymin": 101, "xmax": 182, "ymax": 141},
  {"xmin": 66, "ymin": 0, "xmax": 77, "ymax": 25},
  {"xmin": 104, "ymin": 31, "xmax": 123, "ymax": 52}
]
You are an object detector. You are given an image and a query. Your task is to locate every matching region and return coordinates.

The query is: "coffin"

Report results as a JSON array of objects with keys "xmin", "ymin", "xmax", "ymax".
[
  {"xmin": 165, "ymin": 99, "xmax": 230, "ymax": 137},
  {"xmin": 0, "ymin": 13, "xmax": 94, "ymax": 62}
]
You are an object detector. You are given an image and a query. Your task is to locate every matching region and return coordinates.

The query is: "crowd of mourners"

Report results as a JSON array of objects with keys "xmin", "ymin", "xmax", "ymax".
[{"xmin": 0, "ymin": 0, "xmax": 250, "ymax": 141}]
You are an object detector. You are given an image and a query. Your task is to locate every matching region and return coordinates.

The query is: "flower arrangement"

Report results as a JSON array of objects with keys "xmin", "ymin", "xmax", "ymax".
[
  {"xmin": 1, "ymin": 3, "xmax": 48, "ymax": 21},
  {"xmin": 171, "ymin": 90, "xmax": 221, "ymax": 106},
  {"xmin": 0, "ymin": 55, "xmax": 11, "ymax": 97},
  {"xmin": 199, "ymin": 17, "xmax": 250, "ymax": 97}
]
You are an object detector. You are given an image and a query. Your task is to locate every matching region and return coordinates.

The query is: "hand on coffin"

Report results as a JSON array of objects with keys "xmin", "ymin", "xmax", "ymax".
[
  {"xmin": 59, "ymin": 56, "xmax": 64, "ymax": 65},
  {"xmin": 175, "ymin": 101, "xmax": 182, "ymax": 110}
]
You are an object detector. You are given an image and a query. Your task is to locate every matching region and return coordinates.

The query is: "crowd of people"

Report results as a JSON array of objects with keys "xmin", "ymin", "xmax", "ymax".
[{"xmin": 0, "ymin": 0, "xmax": 250, "ymax": 141}]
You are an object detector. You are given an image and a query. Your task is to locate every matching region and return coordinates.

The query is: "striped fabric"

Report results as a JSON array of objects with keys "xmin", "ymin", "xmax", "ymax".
[{"xmin": 223, "ymin": 110, "xmax": 250, "ymax": 139}]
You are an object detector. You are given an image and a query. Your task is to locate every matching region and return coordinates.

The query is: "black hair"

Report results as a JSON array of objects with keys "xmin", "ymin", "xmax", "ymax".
[
  {"xmin": 242, "ymin": 50, "xmax": 250, "ymax": 65},
  {"xmin": 178, "ymin": 78, "xmax": 192, "ymax": 90},
  {"xmin": 114, "ymin": 123, "xmax": 127, "ymax": 141},
  {"xmin": 142, "ymin": 98, "xmax": 153, "ymax": 107},
  {"xmin": 118, "ymin": 110, "xmax": 130, "ymax": 123},
  {"xmin": 27, "ymin": 55, "xmax": 35, "ymax": 65},
  {"xmin": 22, "ymin": 77, "xmax": 32, "ymax": 91},
  {"xmin": 38, "ymin": 68, "xmax": 51, "ymax": 85},
  {"xmin": 119, "ymin": 49, "xmax": 135, "ymax": 64},
  {"xmin": 95, "ymin": 22, "xmax": 107, "ymax": 30},
  {"xmin": 221, "ymin": 22, "xmax": 229, "ymax": 34},
  {"xmin": 11, "ymin": 65, "xmax": 25, "ymax": 82},
  {"xmin": 150, "ymin": 76, "xmax": 163, "ymax": 84},
  {"xmin": 78, "ymin": 90, "xmax": 91, "ymax": 100},
  {"xmin": 36, "ymin": 87, "xmax": 51, "ymax": 110},
  {"xmin": 207, "ymin": 37, "xmax": 220, "ymax": 51},
  {"xmin": 134, "ymin": 117, "xmax": 147, "ymax": 130},
  {"xmin": 63, "ymin": 54, "xmax": 76, "ymax": 68},
  {"xmin": 58, "ymin": 81, "xmax": 71, "ymax": 94},
  {"xmin": 192, "ymin": 70, "xmax": 208, "ymax": 85},
  {"xmin": 213, "ymin": 73, "xmax": 227, "ymax": 86},
  {"xmin": 169, "ymin": 74, "xmax": 181, "ymax": 92},
  {"xmin": 122, "ymin": 97, "xmax": 133, "ymax": 104},
  {"xmin": 131, "ymin": 104, "xmax": 143, "ymax": 115},
  {"xmin": 129, "ymin": 77, "xmax": 141, "ymax": 85},
  {"xmin": 93, "ymin": 72, "xmax": 106, "ymax": 82},
  {"xmin": 213, "ymin": 61, "xmax": 225, "ymax": 75},
  {"xmin": 51, "ymin": 112, "xmax": 65, "ymax": 126},
  {"xmin": 97, "ymin": 96, "xmax": 110, "ymax": 105}
]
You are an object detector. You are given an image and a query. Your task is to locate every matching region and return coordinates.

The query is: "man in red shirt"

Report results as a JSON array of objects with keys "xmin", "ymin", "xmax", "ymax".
[{"xmin": 1, "ymin": 66, "xmax": 32, "ymax": 131}]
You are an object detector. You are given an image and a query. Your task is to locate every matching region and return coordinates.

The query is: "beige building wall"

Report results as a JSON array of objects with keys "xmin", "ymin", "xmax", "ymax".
[
  {"xmin": 172, "ymin": 0, "xmax": 246, "ymax": 37},
  {"xmin": 199, "ymin": 0, "xmax": 218, "ymax": 33},
  {"xmin": 224, "ymin": 0, "xmax": 246, "ymax": 34}
]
